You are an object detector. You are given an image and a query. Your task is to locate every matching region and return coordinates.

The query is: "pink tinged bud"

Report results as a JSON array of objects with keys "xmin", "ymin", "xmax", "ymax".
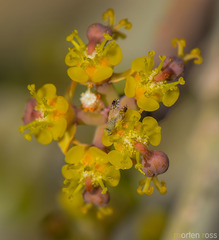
[
  {"xmin": 142, "ymin": 150, "xmax": 169, "ymax": 177},
  {"xmin": 83, "ymin": 187, "xmax": 110, "ymax": 207},
  {"xmin": 87, "ymin": 23, "xmax": 113, "ymax": 42},
  {"xmin": 22, "ymin": 98, "xmax": 43, "ymax": 124},
  {"xmin": 87, "ymin": 23, "xmax": 113, "ymax": 55},
  {"xmin": 165, "ymin": 57, "xmax": 184, "ymax": 79},
  {"xmin": 154, "ymin": 56, "xmax": 184, "ymax": 82}
]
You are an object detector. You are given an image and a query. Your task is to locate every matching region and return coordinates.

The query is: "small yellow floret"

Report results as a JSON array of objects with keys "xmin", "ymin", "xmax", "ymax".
[
  {"xmin": 103, "ymin": 108, "xmax": 161, "ymax": 160},
  {"xmin": 62, "ymin": 146, "xmax": 121, "ymax": 199},
  {"xmin": 65, "ymin": 31, "xmax": 122, "ymax": 84},
  {"xmin": 125, "ymin": 51, "xmax": 182, "ymax": 111},
  {"xmin": 20, "ymin": 83, "xmax": 71, "ymax": 145}
]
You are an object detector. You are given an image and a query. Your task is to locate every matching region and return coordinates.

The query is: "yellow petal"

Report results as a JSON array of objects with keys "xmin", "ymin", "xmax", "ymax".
[
  {"xmin": 51, "ymin": 118, "xmax": 67, "ymax": 140},
  {"xmin": 36, "ymin": 129, "xmax": 53, "ymax": 145},
  {"xmin": 131, "ymin": 57, "xmax": 147, "ymax": 72},
  {"xmin": 62, "ymin": 165, "xmax": 81, "ymax": 180},
  {"xmin": 92, "ymin": 66, "xmax": 113, "ymax": 82},
  {"xmin": 37, "ymin": 84, "xmax": 57, "ymax": 99},
  {"xmin": 55, "ymin": 96, "xmax": 69, "ymax": 113},
  {"xmin": 137, "ymin": 96, "xmax": 160, "ymax": 111},
  {"xmin": 103, "ymin": 166, "xmax": 120, "ymax": 187},
  {"xmin": 67, "ymin": 67, "xmax": 89, "ymax": 82},
  {"xmin": 102, "ymin": 131, "xmax": 113, "ymax": 147},
  {"xmin": 142, "ymin": 117, "xmax": 161, "ymax": 146},
  {"xmin": 58, "ymin": 124, "xmax": 77, "ymax": 155},
  {"xmin": 142, "ymin": 116, "xmax": 159, "ymax": 130},
  {"xmin": 124, "ymin": 76, "xmax": 136, "ymax": 97},
  {"xmin": 89, "ymin": 146, "xmax": 108, "ymax": 164},
  {"xmin": 149, "ymin": 132, "xmax": 161, "ymax": 146},
  {"xmin": 124, "ymin": 109, "xmax": 141, "ymax": 123},
  {"xmin": 65, "ymin": 145, "xmax": 86, "ymax": 164},
  {"xmin": 162, "ymin": 87, "xmax": 179, "ymax": 107},
  {"xmin": 106, "ymin": 44, "xmax": 123, "ymax": 66},
  {"xmin": 107, "ymin": 150, "xmax": 133, "ymax": 169},
  {"xmin": 65, "ymin": 51, "xmax": 80, "ymax": 66}
]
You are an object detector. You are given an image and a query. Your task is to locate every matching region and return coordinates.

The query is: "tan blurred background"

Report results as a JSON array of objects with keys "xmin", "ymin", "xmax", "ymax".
[{"xmin": 0, "ymin": 0, "xmax": 219, "ymax": 239}]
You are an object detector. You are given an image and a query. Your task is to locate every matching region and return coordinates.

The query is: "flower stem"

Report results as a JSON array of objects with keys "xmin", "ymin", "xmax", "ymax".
[{"xmin": 109, "ymin": 69, "xmax": 133, "ymax": 83}]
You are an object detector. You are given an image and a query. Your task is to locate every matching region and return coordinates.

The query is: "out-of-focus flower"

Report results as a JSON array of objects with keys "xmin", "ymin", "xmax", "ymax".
[
  {"xmin": 65, "ymin": 30, "xmax": 122, "ymax": 84},
  {"xmin": 59, "ymin": 191, "xmax": 85, "ymax": 218},
  {"xmin": 125, "ymin": 51, "xmax": 185, "ymax": 111},
  {"xmin": 62, "ymin": 146, "xmax": 121, "ymax": 200},
  {"xmin": 19, "ymin": 84, "xmax": 73, "ymax": 144},
  {"xmin": 83, "ymin": 186, "xmax": 110, "ymax": 207}
]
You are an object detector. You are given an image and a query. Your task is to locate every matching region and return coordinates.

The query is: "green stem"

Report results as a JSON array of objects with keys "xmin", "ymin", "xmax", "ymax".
[
  {"xmin": 96, "ymin": 83, "xmax": 119, "ymax": 106},
  {"xmin": 92, "ymin": 124, "xmax": 106, "ymax": 149}
]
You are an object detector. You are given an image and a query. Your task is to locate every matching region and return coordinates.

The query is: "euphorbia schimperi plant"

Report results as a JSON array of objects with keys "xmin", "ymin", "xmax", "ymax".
[{"xmin": 19, "ymin": 9, "xmax": 202, "ymax": 218}]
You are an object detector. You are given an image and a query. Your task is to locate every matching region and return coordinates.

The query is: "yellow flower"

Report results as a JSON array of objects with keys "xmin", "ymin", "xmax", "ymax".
[
  {"xmin": 65, "ymin": 30, "xmax": 122, "ymax": 84},
  {"xmin": 125, "ymin": 51, "xmax": 185, "ymax": 111},
  {"xmin": 103, "ymin": 109, "xmax": 161, "ymax": 167},
  {"xmin": 62, "ymin": 146, "xmax": 121, "ymax": 199},
  {"xmin": 19, "ymin": 84, "xmax": 72, "ymax": 144}
]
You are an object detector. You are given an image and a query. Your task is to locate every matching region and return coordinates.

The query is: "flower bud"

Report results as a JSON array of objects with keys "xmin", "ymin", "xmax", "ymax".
[
  {"xmin": 22, "ymin": 98, "xmax": 42, "ymax": 124},
  {"xmin": 154, "ymin": 56, "xmax": 184, "ymax": 82},
  {"xmin": 142, "ymin": 150, "xmax": 169, "ymax": 177},
  {"xmin": 163, "ymin": 56, "xmax": 184, "ymax": 78},
  {"xmin": 83, "ymin": 187, "xmax": 110, "ymax": 207},
  {"xmin": 87, "ymin": 23, "xmax": 113, "ymax": 55},
  {"xmin": 87, "ymin": 23, "xmax": 113, "ymax": 42}
]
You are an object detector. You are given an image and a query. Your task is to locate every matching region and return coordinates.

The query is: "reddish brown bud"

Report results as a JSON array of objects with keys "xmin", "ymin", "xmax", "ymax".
[
  {"xmin": 22, "ymin": 98, "xmax": 42, "ymax": 124},
  {"xmin": 83, "ymin": 187, "xmax": 110, "ymax": 207},
  {"xmin": 87, "ymin": 23, "xmax": 113, "ymax": 55},
  {"xmin": 142, "ymin": 150, "xmax": 169, "ymax": 177},
  {"xmin": 154, "ymin": 56, "xmax": 184, "ymax": 82},
  {"xmin": 87, "ymin": 23, "xmax": 113, "ymax": 42}
]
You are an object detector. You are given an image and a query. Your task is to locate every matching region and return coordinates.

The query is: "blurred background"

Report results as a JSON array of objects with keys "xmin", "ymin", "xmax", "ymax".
[{"xmin": 0, "ymin": 0, "xmax": 219, "ymax": 239}]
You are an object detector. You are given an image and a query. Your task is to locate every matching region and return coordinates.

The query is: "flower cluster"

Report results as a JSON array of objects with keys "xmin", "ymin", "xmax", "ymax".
[{"xmin": 19, "ymin": 9, "xmax": 202, "ymax": 218}]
